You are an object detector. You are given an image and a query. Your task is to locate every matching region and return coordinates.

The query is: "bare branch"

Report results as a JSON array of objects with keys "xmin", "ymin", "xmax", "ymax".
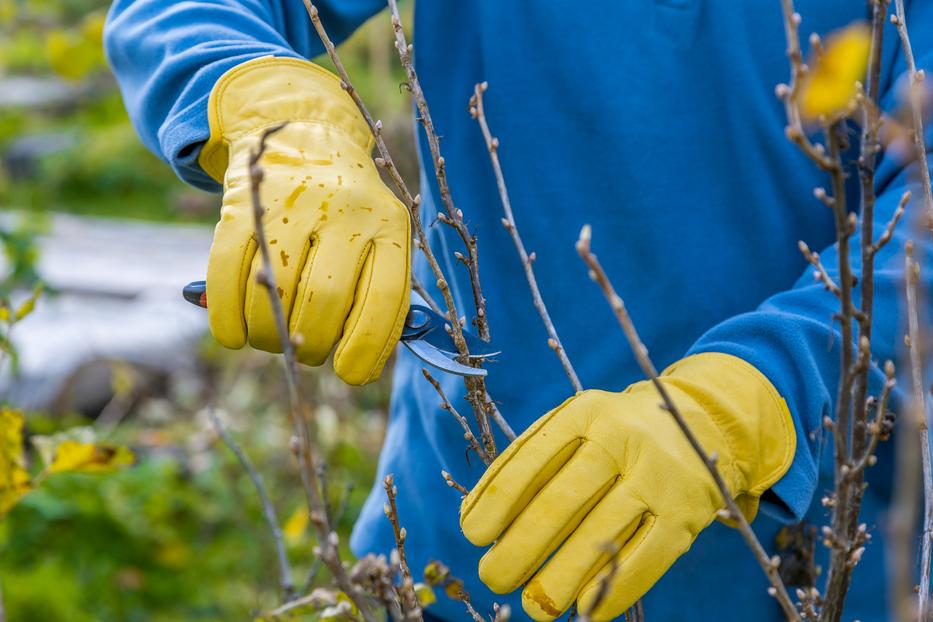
[
  {"xmin": 208, "ymin": 406, "xmax": 294, "ymax": 601},
  {"xmin": 303, "ymin": 0, "xmax": 502, "ymax": 460},
  {"xmin": 798, "ymin": 240, "xmax": 842, "ymax": 297},
  {"xmin": 469, "ymin": 81, "xmax": 583, "ymax": 393},
  {"xmin": 774, "ymin": 3, "xmax": 839, "ymax": 172},
  {"xmin": 422, "ymin": 369, "xmax": 490, "ymax": 465},
  {"xmin": 871, "ymin": 190, "xmax": 910, "ymax": 255},
  {"xmin": 385, "ymin": 0, "xmax": 490, "ymax": 341},
  {"xmin": 383, "ymin": 474, "xmax": 420, "ymax": 618},
  {"xmin": 892, "ymin": 3, "xmax": 933, "ymax": 233},
  {"xmin": 577, "ymin": 225, "xmax": 802, "ymax": 622},
  {"xmin": 905, "ymin": 241, "xmax": 933, "ymax": 618},
  {"xmin": 411, "ymin": 274, "xmax": 444, "ymax": 315},
  {"xmin": 247, "ymin": 124, "xmax": 378, "ymax": 622},
  {"xmin": 440, "ymin": 470, "xmax": 470, "ymax": 496}
]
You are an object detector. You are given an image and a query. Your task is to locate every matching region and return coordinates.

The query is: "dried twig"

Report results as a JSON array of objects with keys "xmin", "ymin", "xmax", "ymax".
[
  {"xmin": 469, "ymin": 81, "xmax": 582, "ymax": 392},
  {"xmin": 304, "ymin": 0, "xmax": 506, "ymax": 457},
  {"xmin": 302, "ymin": 481, "xmax": 354, "ymax": 594},
  {"xmin": 247, "ymin": 125, "xmax": 378, "ymax": 622},
  {"xmin": 385, "ymin": 0, "xmax": 489, "ymax": 342},
  {"xmin": 775, "ymin": 3, "xmax": 838, "ymax": 172},
  {"xmin": 905, "ymin": 242, "xmax": 932, "ymax": 618},
  {"xmin": 892, "ymin": 2, "xmax": 933, "ymax": 230},
  {"xmin": 411, "ymin": 274, "xmax": 443, "ymax": 315},
  {"xmin": 441, "ymin": 470, "xmax": 470, "ymax": 496},
  {"xmin": 383, "ymin": 474, "xmax": 420, "ymax": 618},
  {"xmin": 798, "ymin": 240, "xmax": 841, "ymax": 297},
  {"xmin": 775, "ymin": 4, "xmax": 895, "ymax": 618},
  {"xmin": 576, "ymin": 225, "xmax": 802, "ymax": 622},
  {"xmin": 208, "ymin": 406, "xmax": 294, "ymax": 601},
  {"xmin": 422, "ymin": 369, "xmax": 490, "ymax": 465}
]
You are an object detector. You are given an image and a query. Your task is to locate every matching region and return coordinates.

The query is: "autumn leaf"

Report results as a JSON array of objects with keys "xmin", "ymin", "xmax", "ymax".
[
  {"xmin": 0, "ymin": 407, "xmax": 32, "ymax": 516},
  {"xmin": 800, "ymin": 22, "xmax": 872, "ymax": 122},
  {"xmin": 48, "ymin": 439, "xmax": 134, "ymax": 474}
]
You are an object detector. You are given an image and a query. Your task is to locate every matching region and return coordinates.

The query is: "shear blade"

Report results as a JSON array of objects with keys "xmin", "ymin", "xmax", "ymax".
[{"xmin": 403, "ymin": 339, "xmax": 487, "ymax": 378}]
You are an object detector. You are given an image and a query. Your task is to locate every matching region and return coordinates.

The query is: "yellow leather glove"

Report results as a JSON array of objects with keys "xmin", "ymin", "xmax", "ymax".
[
  {"xmin": 199, "ymin": 57, "xmax": 410, "ymax": 385},
  {"xmin": 460, "ymin": 353, "xmax": 795, "ymax": 621}
]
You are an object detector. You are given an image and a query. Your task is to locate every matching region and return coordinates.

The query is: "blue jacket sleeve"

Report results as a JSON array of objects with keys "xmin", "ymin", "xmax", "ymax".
[
  {"xmin": 103, "ymin": 0, "xmax": 383, "ymax": 190},
  {"xmin": 690, "ymin": 1, "xmax": 933, "ymax": 522}
]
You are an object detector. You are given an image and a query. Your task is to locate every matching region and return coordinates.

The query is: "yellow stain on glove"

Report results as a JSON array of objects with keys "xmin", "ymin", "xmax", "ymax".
[
  {"xmin": 800, "ymin": 22, "xmax": 871, "ymax": 122},
  {"xmin": 460, "ymin": 353, "xmax": 795, "ymax": 621},
  {"xmin": 200, "ymin": 57, "xmax": 411, "ymax": 385}
]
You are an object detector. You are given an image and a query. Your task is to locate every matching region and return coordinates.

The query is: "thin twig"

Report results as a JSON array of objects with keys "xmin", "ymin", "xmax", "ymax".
[
  {"xmin": 892, "ymin": 3, "xmax": 933, "ymax": 233},
  {"xmin": 872, "ymin": 191, "xmax": 910, "ymax": 255},
  {"xmin": 411, "ymin": 274, "xmax": 444, "ymax": 315},
  {"xmin": 775, "ymin": 3, "xmax": 839, "ymax": 172},
  {"xmin": 485, "ymin": 399, "xmax": 516, "ymax": 441},
  {"xmin": 577, "ymin": 225, "xmax": 802, "ymax": 622},
  {"xmin": 248, "ymin": 125, "xmax": 378, "ymax": 622},
  {"xmin": 454, "ymin": 590, "xmax": 485, "ymax": 622},
  {"xmin": 304, "ymin": 0, "xmax": 504, "ymax": 458},
  {"xmin": 905, "ymin": 241, "xmax": 933, "ymax": 619},
  {"xmin": 383, "ymin": 474, "xmax": 420, "ymax": 618},
  {"xmin": 208, "ymin": 406, "xmax": 294, "ymax": 601},
  {"xmin": 441, "ymin": 470, "xmax": 470, "ymax": 496},
  {"xmin": 385, "ymin": 0, "xmax": 489, "ymax": 341},
  {"xmin": 422, "ymin": 369, "xmax": 490, "ymax": 465},
  {"xmin": 798, "ymin": 240, "xmax": 842, "ymax": 297},
  {"xmin": 469, "ymin": 81, "xmax": 583, "ymax": 392},
  {"xmin": 302, "ymin": 482, "xmax": 354, "ymax": 594}
]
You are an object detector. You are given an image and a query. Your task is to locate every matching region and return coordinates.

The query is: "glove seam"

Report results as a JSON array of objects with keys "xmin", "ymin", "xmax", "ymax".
[
  {"xmin": 460, "ymin": 414, "xmax": 581, "ymax": 523},
  {"xmin": 706, "ymin": 354, "xmax": 795, "ymax": 498},
  {"xmin": 660, "ymin": 378, "xmax": 746, "ymax": 496},
  {"xmin": 360, "ymin": 232, "xmax": 411, "ymax": 384}
]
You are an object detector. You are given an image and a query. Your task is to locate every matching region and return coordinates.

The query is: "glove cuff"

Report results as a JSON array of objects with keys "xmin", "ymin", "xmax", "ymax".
[
  {"xmin": 661, "ymin": 352, "xmax": 796, "ymax": 523},
  {"xmin": 198, "ymin": 56, "xmax": 374, "ymax": 182}
]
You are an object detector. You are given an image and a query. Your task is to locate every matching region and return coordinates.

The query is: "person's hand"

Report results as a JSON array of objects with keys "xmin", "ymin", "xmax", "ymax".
[
  {"xmin": 198, "ymin": 58, "xmax": 410, "ymax": 385},
  {"xmin": 460, "ymin": 353, "xmax": 795, "ymax": 621}
]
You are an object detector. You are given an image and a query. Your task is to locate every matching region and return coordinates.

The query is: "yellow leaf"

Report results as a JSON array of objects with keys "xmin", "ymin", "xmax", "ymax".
[
  {"xmin": 49, "ymin": 439, "xmax": 134, "ymax": 474},
  {"xmin": 282, "ymin": 506, "xmax": 309, "ymax": 545},
  {"xmin": 0, "ymin": 407, "xmax": 32, "ymax": 516},
  {"xmin": 800, "ymin": 22, "xmax": 872, "ymax": 122},
  {"xmin": 414, "ymin": 583, "xmax": 437, "ymax": 608},
  {"xmin": 0, "ymin": 305, "xmax": 9, "ymax": 322}
]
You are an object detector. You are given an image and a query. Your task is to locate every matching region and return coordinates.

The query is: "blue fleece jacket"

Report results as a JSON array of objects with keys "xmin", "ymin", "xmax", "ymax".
[{"xmin": 105, "ymin": 1, "xmax": 933, "ymax": 620}]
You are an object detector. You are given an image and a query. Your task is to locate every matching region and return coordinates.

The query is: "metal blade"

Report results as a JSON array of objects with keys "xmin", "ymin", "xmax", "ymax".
[{"xmin": 403, "ymin": 339, "xmax": 487, "ymax": 378}]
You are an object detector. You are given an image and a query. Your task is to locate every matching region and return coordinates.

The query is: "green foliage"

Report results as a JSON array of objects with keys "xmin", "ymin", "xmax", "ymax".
[{"xmin": 1, "ymin": 346, "xmax": 389, "ymax": 621}]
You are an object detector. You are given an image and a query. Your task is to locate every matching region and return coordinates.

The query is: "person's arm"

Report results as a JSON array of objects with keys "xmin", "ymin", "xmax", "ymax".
[
  {"xmin": 104, "ymin": 0, "xmax": 383, "ymax": 189},
  {"xmin": 460, "ymin": 6, "xmax": 933, "ymax": 621},
  {"xmin": 690, "ymin": 2, "xmax": 933, "ymax": 523},
  {"xmin": 105, "ymin": 2, "xmax": 411, "ymax": 385}
]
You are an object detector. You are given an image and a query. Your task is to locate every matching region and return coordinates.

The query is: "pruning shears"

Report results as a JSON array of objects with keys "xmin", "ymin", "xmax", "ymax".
[{"xmin": 182, "ymin": 281, "xmax": 497, "ymax": 377}]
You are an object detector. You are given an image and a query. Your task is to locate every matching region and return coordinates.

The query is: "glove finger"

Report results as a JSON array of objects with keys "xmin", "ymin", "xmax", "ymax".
[
  {"xmin": 520, "ymin": 485, "xmax": 648, "ymax": 621},
  {"xmin": 289, "ymin": 233, "xmax": 369, "ymax": 367},
  {"xmin": 478, "ymin": 441, "xmax": 619, "ymax": 593},
  {"xmin": 461, "ymin": 392, "xmax": 592, "ymax": 546},
  {"xmin": 332, "ymin": 236, "xmax": 410, "ymax": 386},
  {"xmin": 243, "ymin": 229, "xmax": 312, "ymax": 354},
  {"xmin": 206, "ymin": 194, "xmax": 256, "ymax": 349},
  {"xmin": 577, "ymin": 520, "xmax": 692, "ymax": 622}
]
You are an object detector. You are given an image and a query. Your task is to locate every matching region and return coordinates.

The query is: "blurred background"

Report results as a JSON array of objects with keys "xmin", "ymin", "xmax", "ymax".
[{"xmin": 0, "ymin": 1, "xmax": 417, "ymax": 619}]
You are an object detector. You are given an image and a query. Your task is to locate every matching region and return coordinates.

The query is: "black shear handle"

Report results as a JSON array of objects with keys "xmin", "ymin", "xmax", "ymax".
[{"xmin": 183, "ymin": 281, "xmax": 208, "ymax": 308}]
